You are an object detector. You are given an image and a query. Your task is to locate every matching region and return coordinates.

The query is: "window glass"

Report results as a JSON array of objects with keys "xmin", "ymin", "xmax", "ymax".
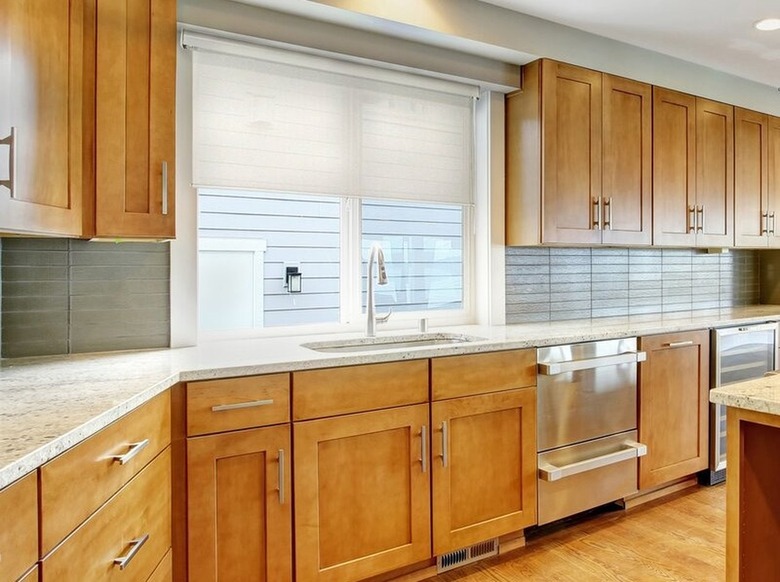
[
  {"xmin": 198, "ymin": 189, "xmax": 341, "ymax": 328},
  {"xmin": 361, "ymin": 200, "xmax": 464, "ymax": 313}
]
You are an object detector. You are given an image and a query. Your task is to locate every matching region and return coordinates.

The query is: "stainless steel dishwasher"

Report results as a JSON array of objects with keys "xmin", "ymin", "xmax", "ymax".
[{"xmin": 536, "ymin": 338, "xmax": 647, "ymax": 525}]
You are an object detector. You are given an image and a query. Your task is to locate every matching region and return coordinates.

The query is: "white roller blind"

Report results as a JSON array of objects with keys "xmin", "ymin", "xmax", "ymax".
[{"xmin": 191, "ymin": 36, "xmax": 475, "ymax": 205}]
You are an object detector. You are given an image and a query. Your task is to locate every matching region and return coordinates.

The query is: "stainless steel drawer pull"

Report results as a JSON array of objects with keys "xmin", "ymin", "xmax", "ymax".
[
  {"xmin": 688, "ymin": 205, "xmax": 696, "ymax": 233},
  {"xmin": 112, "ymin": 439, "xmax": 150, "ymax": 465},
  {"xmin": 697, "ymin": 205, "xmax": 704, "ymax": 233},
  {"xmin": 161, "ymin": 161, "xmax": 169, "ymax": 215},
  {"xmin": 538, "ymin": 441, "xmax": 647, "ymax": 482},
  {"xmin": 763, "ymin": 212, "xmax": 770, "ymax": 235},
  {"xmin": 278, "ymin": 449, "xmax": 285, "ymax": 505},
  {"xmin": 537, "ymin": 351, "xmax": 646, "ymax": 375},
  {"xmin": 441, "ymin": 421, "xmax": 449, "ymax": 468},
  {"xmin": 211, "ymin": 399, "xmax": 274, "ymax": 412},
  {"xmin": 771, "ymin": 211, "xmax": 776, "ymax": 236},
  {"xmin": 113, "ymin": 534, "xmax": 149, "ymax": 570},
  {"xmin": 665, "ymin": 340, "xmax": 694, "ymax": 348},
  {"xmin": 0, "ymin": 127, "xmax": 16, "ymax": 197},
  {"xmin": 592, "ymin": 197, "xmax": 602, "ymax": 230},
  {"xmin": 604, "ymin": 197, "xmax": 613, "ymax": 230},
  {"xmin": 420, "ymin": 425, "xmax": 428, "ymax": 473}
]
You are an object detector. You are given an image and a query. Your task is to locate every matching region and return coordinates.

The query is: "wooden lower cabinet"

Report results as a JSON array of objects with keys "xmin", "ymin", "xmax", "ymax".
[
  {"xmin": 294, "ymin": 404, "xmax": 431, "ymax": 582},
  {"xmin": 41, "ymin": 447, "xmax": 172, "ymax": 582},
  {"xmin": 431, "ymin": 388, "xmax": 537, "ymax": 555},
  {"xmin": 187, "ymin": 425, "xmax": 292, "ymax": 582},
  {"xmin": 0, "ymin": 472, "xmax": 38, "ymax": 582},
  {"xmin": 638, "ymin": 331, "xmax": 710, "ymax": 489}
]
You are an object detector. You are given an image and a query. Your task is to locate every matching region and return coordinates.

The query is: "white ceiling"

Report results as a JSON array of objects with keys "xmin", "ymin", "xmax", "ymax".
[{"xmin": 479, "ymin": 0, "xmax": 780, "ymax": 87}]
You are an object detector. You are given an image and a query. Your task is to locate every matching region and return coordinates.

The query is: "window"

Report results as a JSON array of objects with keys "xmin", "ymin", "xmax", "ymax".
[{"xmin": 188, "ymin": 33, "xmax": 476, "ymax": 336}]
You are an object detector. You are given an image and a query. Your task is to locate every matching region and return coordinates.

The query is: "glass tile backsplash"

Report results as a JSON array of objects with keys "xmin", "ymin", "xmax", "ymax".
[{"xmin": 506, "ymin": 247, "xmax": 760, "ymax": 323}]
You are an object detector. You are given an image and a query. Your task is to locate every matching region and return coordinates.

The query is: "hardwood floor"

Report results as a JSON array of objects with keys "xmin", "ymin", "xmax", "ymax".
[{"xmin": 428, "ymin": 484, "xmax": 725, "ymax": 582}]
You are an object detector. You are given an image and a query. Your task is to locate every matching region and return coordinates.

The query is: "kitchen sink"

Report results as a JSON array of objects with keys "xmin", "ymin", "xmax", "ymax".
[{"xmin": 302, "ymin": 333, "xmax": 485, "ymax": 353}]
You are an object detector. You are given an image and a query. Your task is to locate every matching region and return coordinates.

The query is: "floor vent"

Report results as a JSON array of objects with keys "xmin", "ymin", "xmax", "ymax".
[{"xmin": 436, "ymin": 538, "xmax": 499, "ymax": 573}]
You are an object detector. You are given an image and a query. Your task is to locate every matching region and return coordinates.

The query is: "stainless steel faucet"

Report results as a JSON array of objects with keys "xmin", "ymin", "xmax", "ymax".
[{"xmin": 366, "ymin": 243, "xmax": 391, "ymax": 337}]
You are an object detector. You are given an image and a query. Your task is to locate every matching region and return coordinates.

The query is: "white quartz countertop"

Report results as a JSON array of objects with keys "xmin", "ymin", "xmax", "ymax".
[
  {"xmin": 4, "ymin": 305, "xmax": 780, "ymax": 489},
  {"xmin": 710, "ymin": 373, "xmax": 780, "ymax": 416}
]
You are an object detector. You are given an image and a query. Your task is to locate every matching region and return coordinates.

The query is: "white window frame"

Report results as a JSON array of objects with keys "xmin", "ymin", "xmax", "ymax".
[{"xmin": 170, "ymin": 39, "xmax": 506, "ymax": 347}]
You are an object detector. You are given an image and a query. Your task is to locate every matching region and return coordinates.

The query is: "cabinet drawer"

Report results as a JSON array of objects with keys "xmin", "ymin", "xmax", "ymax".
[
  {"xmin": 293, "ymin": 360, "xmax": 428, "ymax": 420},
  {"xmin": 187, "ymin": 374, "xmax": 290, "ymax": 436},
  {"xmin": 40, "ymin": 391, "xmax": 171, "ymax": 555},
  {"xmin": 147, "ymin": 549, "xmax": 173, "ymax": 582},
  {"xmin": 42, "ymin": 447, "xmax": 172, "ymax": 582},
  {"xmin": 0, "ymin": 472, "xmax": 38, "ymax": 582},
  {"xmin": 431, "ymin": 349, "xmax": 536, "ymax": 400},
  {"xmin": 19, "ymin": 564, "xmax": 39, "ymax": 582}
]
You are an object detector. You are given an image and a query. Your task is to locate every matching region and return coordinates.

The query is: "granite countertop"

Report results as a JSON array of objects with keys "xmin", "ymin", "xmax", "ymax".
[
  {"xmin": 4, "ymin": 305, "xmax": 780, "ymax": 490},
  {"xmin": 710, "ymin": 373, "xmax": 780, "ymax": 416}
]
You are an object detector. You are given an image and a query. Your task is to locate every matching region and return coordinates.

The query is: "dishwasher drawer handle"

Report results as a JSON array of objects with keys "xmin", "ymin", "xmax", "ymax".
[
  {"xmin": 538, "ymin": 351, "xmax": 646, "ymax": 376},
  {"xmin": 538, "ymin": 441, "xmax": 648, "ymax": 482},
  {"xmin": 211, "ymin": 399, "xmax": 274, "ymax": 412},
  {"xmin": 112, "ymin": 439, "xmax": 150, "ymax": 465}
]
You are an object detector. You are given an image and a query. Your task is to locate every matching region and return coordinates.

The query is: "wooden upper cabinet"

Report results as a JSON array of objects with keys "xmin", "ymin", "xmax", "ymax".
[
  {"xmin": 770, "ymin": 116, "xmax": 780, "ymax": 248},
  {"xmin": 540, "ymin": 60, "xmax": 602, "ymax": 245},
  {"xmin": 695, "ymin": 98, "xmax": 733, "ymax": 247},
  {"xmin": 601, "ymin": 75, "xmax": 652, "ymax": 245},
  {"xmin": 94, "ymin": 0, "xmax": 175, "ymax": 239},
  {"xmin": 0, "ymin": 0, "xmax": 85, "ymax": 236},
  {"xmin": 653, "ymin": 87, "xmax": 697, "ymax": 246},
  {"xmin": 506, "ymin": 60, "xmax": 651, "ymax": 246},
  {"xmin": 653, "ymin": 88, "xmax": 734, "ymax": 247},
  {"xmin": 735, "ymin": 108, "xmax": 769, "ymax": 247},
  {"xmin": 735, "ymin": 108, "xmax": 780, "ymax": 248}
]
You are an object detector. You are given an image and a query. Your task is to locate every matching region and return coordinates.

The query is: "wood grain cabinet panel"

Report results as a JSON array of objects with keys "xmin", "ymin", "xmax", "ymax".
[
  {"xmin": 40, "ymin": 391, "xmax": 171, "ymax": 555},
  {"xmin": 95, "ymin": 0, "xmax": 175, "ymax": 238},
  {"xmin": 147, "ymin": 550, "xmax": 173, "ymax": 582},
  {"xmin": 188, "ymin": 425, "xmax": 292, "ymax": 582},
  {"xmin": 0, "ymin": 472, "xmax": 38, "ymax": 582},
  {"xmin": 653, "ymin": 88, "xmax": 733, "ymax": 247},
  {"xmin": 431, "ymin": 349, "xmax": 535, "ymax": 400},
  {"xmin": 431, "ymin": 388, "xmax": 537, "ymax": 554},
  {"xmin": 638, "ymin": 331, "xmax": 709, "ymax": 489},
  {"xmin": 735, "ymin": 108, "xmax": 780, "ymax": 248},
  {"xmin": 294, "ymin": 405, "xmax": 431, "ymax": 582},
  {"xmin": 186, "ymin": 374, "xmax": 290, "ymax": 436},
  {"xmin": 19, "ymin": 564, "xmax": 39, "ymax": 582},
  {"xmin": 41, "ymin": 447, "xmax": 172, "ymax": 582},
  {"xmin": 0, "ymin": 0, "xmax": 86, "ymax": 236},
  {"xmin": 506, "ymin": 60, "xmax": 651, "ymax": 246},
  {"xmin": 293, "ymin": 360, "xmax": 428, "ymax": 420}
]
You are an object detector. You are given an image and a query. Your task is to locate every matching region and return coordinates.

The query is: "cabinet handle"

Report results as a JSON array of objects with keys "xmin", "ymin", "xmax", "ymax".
[
  {"xmin": 592, "ymin": 197, "xmax": 602, "ymax": 230},
  {"xmin": 278, "ymin": 448, "xmax": 285, "ymax": 505},
  {"xmin": 0, "ymin": 127, "xmax": 16, "ymax": 198},
  {"xmin": 665, "ymin": 340, "xmax": 694, "ymax": 348},
  {"xmin": 604, "ymin": 197, "xmax": 612, "ymax": 230},
  {"xmin": 161, "ymin": 161, "xmax": 169, "ymax": 215},
  {"xmin": 771, "ymin": 211, "xmax": 776, "ymax": 236},
  {"xmin": 113, "ymin": 534, "xmax": 149, "ymax": 570},
  {"xmin": 688, "ymin": 205, "xmax": 696, "ymax": 233},
  {"xmin": 762, "ymin": 212, "xmax": 769, "ymax": 235},
  {"xmin": 211, "ymin": 399, "xmax": 274, "ymax": 412},
  {"xmin": 441, "ymin": 421, "xmax": 449, "ymax": 468},
  {"xmin": 697, "ymin": 206, "xmax": 704, "ymax": 233},
  {"xmin": 420, "ymin": 425, "xmax": 428, "ymax": 473},
  {"xmin": 112, "ymin": 439, "xmax": 150, "ymax": 465}
]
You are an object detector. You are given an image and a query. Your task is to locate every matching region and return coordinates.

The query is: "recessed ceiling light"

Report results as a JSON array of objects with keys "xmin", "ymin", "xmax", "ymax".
[{"xmin": 755, "ymin": 18, "xmax": 780, "ymax": 31}]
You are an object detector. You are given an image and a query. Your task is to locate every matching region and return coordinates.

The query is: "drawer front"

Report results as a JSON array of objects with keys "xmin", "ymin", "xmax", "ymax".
[
  {"xmin": 147, "ymin": 549, "xmax": 173, "ymax": 582},
  {"xmin": 293, "ymin": 360, "xmax": 429, "ymax": 420},
  {"xmin": 0, "ymin": 472, "xmax": 38, "ymax": 582},
  {"xmin": 42, "ymin": 447, "xmax": 172, "ymax": 582},
  {"xmin": 40, "ymin": 391, "xmax": 171, "ymax": 554},
  {"xmin": 187, "ymin": 374, "xmax": 289, "ymax": 436},
  {"xmin": 431, "ymin": 349, "xmax": 536, "ymax": 400},
  {"xmin": 19, "ymin": 564, "xmax": 39, "ymax": 582}
]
